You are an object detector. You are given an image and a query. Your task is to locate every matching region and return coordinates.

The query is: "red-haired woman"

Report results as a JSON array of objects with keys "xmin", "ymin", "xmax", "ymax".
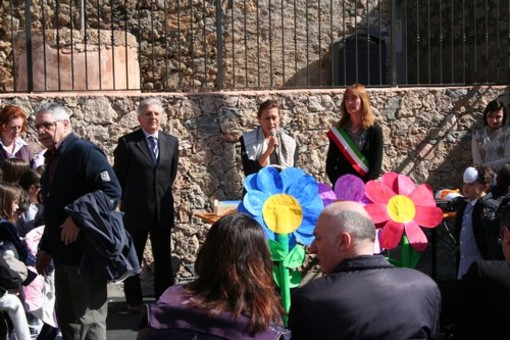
[
  {"xmin": 138, "ymin": 213, "xmax": 290, "ymax": 339},
  {"xmin": 0, "ymin": 105, "xmax": 33, "ymax": 165},
  {"xmin": 326, "ymin": 83, "xmax": 383, "ymax": 184}
]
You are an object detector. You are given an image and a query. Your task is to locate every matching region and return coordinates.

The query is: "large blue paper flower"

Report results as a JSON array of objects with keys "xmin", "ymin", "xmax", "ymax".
[{"xmin": 238, "ymin": 167, "xmax": 323, "ymax": 246}]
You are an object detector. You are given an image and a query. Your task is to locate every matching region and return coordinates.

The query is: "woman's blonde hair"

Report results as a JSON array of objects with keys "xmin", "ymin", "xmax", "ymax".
[{"xmin": 339, "ymin": 83, "xmax": 375, "ymax": 129}]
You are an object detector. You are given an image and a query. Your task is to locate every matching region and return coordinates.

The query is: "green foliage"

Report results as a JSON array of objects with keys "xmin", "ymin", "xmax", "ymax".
[{"xmin": 283, "ymin": 244, "xmax": 305, "ymax": 269}]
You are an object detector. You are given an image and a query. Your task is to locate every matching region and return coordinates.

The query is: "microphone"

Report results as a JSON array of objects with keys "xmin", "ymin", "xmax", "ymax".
[
  {"xmin": 270, "ymin": 128, "xmax": 277, "ymax": 138},
  {"xmin": 270, "ymin": 128, "xmax": 278, "ymax": 159}
]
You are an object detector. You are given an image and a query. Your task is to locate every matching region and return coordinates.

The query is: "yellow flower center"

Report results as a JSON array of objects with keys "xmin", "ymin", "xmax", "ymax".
[
  {"xmin": 387, "ymin": 195, "xmax": 416, "ymax": 223},
  {"xmin": 262, "ymin": 194, "xmax": 303, "ymax": 234}
]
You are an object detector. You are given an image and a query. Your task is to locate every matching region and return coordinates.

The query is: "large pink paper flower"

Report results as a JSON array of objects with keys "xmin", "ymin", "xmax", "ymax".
[{"xmin": 364, "ymin": 172, "xmax": 443, "ymax": 251}]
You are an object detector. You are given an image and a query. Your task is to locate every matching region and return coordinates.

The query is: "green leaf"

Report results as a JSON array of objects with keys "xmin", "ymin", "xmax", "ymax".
[
  {"xmin": 283, "ymin": 245, "xmax": 305, "ymax": 269},
  {"xmin": 269, "ymin": 240, "xmax": 286, "ymax": 262},
  {"xmin": 272, "ymin": 265, "xmax": 281, "ymax": 288},
  {"xmin": 410, "ymin": 248, "xmax": 421, "ymax": 268},
  {"xmin": 288, "ymin": 270, "xmax": 302, "ymax": 288},
  {"xmin": 385, "ymin": 256, "xmax": 401, "ymax": 267}
]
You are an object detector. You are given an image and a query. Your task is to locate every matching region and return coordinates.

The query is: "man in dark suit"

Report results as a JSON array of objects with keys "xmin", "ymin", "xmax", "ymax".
[
  {"xmin": 288, "ymin": 201, "xmax": 441, "ymax": 340},
  {"xmin": 113, "ymin": 98, "xmax": 179, "ymax": 313},
  {"xmin": 440, "ymin": 204, "xmax": 510, "ymax": 340}
]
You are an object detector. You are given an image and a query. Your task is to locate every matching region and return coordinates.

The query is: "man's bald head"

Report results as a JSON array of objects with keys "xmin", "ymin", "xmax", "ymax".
[
  {"xmin": 320, "ymin": 200, "xmax": 371, "ymax": 222},
  {"xmin": 310, "ymin": 201, "xmax": 376, "ymax": 274}
]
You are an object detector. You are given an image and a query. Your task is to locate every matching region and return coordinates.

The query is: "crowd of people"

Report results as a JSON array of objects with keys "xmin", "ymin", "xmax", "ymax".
[
  {"xmin": 1, "ymin": 86, "xmax": 510, "ymax": 340},
  {"xmin": 0, "ymin": 104, "xmax": 55, "ymax": 339}
]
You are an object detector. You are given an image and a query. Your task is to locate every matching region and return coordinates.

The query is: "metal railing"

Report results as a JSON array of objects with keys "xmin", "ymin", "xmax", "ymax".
[{"xmin": 0, "ymin": 0, "xmax": 508, "ymax": 93}]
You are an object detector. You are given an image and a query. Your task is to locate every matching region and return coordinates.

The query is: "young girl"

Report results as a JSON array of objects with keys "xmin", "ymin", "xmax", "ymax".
[
  {"xmin": 0, "ymin": 181, "xmax": 28, "ymax": 262},
  {"xmin": 17, "ymin": 169, "xmax": 43, "ymax": 237},
  {"xmin": 0, "ymin": 181, "xmax": 34, "ymax": 340}
]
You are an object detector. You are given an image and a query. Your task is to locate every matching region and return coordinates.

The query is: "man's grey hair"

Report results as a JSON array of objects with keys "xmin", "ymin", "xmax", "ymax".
[
  {"xmin": 137, "ymin": 98, "xmax": 163, "ymax": 116},
  {"xmin": 35, "ymin": 102, "xmax": 70, "ymax": 122},
  {"xmin": 337, "ymin": 210, "xmax": 376, "ymax": 242}
]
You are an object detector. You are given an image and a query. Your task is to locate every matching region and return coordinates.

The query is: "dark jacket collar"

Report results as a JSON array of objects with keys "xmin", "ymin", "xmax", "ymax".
[{"xmin": 332, "ymin": 254, "xmax": 394, "ymax": 273}]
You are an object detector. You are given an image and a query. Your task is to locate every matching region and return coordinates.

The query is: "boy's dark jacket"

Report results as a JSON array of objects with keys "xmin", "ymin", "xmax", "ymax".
[{"xmin": 454, "ymin": 193, "xmax": 503, "ymax": 261}]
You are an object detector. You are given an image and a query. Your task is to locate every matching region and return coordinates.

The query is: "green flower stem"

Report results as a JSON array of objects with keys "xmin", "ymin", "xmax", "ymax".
[
  {"xmin": 402, "ymin": 235, "xmax": 410, "ymax": 268},
  {"xmin": 401, "ymin": 235, "xmax": 421, "ymax": 268},
  {"xmin": 277, "ymin": 232, "xmax": 291, "ymax": 324}
]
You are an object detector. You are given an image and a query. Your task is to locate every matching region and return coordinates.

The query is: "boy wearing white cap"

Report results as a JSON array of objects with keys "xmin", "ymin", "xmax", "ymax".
[{"xmin": 454, "ymin": 165, "xmax": 501, "ymax": 279}]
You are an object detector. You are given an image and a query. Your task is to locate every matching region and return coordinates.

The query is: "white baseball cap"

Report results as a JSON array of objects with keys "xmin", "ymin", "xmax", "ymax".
[{"xmin": 463, "ymin": 167, "xmax": 479, "ymax": 184}]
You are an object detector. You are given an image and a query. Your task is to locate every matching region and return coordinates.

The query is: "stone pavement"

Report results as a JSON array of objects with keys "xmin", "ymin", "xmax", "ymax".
[{"xmin": 106, "ymin": 279, "xmax": 155, "ymax": 340}]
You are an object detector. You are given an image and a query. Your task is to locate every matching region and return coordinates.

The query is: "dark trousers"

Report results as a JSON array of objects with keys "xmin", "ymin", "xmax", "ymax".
[
  {"xmin": 54, "ymin": 265, "xmax": 107, "ymax": 340},
  {"xmin": 123, "ymin": 225, "xmax": 173, "ymax": 305}
]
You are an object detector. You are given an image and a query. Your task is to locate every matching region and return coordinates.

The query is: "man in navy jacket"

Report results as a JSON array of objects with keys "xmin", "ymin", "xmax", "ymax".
[
  {"xmin": 113, "ymin": 98, "xmax": 179, "ymax": 313},
  {"xmin": 288, "ymin": 201, "xmax": 441, "ymax": 340},
  {"xmin": 35, "ymin": 103, "xmax": 121, "ymax": 340}
]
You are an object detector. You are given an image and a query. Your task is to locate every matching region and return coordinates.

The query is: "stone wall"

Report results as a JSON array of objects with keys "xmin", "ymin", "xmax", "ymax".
[
  {"xmin": 0, "ymin": 0, "xmax": 390, "ymax": 91},
  {"xmin": 3, "ymin": 1, "xmax": 508, "ymax": 92},
  {"xmin": 1, "ymin": 85, "xmax": 508, "ymax": 278}
]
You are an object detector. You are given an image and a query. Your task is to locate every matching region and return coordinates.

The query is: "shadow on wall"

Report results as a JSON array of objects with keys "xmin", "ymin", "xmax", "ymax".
[
  {"xmin": 280, "ymin": 0, "xmax": 390, "ymax": 89},
  {"xmin": 283, "ymin": 57, "xmax": 332, "ymax": 88},
  {"xmin": 403, "ymin": 86, "xmax": 510, "ymax": 190}
]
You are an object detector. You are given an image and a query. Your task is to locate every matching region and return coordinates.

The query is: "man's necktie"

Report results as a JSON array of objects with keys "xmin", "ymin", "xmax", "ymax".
[{"xmin": 148, "ymin": 136, "xmax": 159, "ymax": 161}]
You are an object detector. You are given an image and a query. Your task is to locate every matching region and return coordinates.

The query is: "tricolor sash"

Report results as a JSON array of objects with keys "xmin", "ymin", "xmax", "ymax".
[{"xmin": 327, "ymin": 125, "xmax": 369, "ymax": 177}]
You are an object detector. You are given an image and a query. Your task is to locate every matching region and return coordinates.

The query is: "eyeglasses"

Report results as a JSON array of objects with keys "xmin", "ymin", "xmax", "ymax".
[{"xmin": 35, "ymin": 121, "xmax": 59, "ymax": 131}]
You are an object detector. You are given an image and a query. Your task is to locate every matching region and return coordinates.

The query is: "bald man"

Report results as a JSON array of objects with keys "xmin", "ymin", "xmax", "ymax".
[{"xmin": 288, "ymin": 201, "xmax": 441, "ymax": 340}]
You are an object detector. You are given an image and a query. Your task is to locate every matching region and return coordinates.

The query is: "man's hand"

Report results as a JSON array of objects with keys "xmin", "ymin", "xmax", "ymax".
[
  {"xmin": 35, "ymin": 250, "xmax": 53, "ymax": 276},
  {"xmin": 60, "ymin": 216, "xmax": 80, "ymax": 245},
  {"xmin": 268, "ymin": 135, "xmax": 279, "ymax": 151}
]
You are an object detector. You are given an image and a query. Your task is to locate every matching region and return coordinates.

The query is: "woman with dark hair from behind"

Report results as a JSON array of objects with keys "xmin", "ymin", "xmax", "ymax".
[{"xmin": 137, "ymin": 213, "xmax": 290, "ymax": 340}]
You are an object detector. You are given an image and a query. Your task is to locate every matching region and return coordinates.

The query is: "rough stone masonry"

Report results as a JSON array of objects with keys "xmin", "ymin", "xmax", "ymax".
[{"xmin": 0, "ymin": 85, "xmax": 507, "ymax": 279}]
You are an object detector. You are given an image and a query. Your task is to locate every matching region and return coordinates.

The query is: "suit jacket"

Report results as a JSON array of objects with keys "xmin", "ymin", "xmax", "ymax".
[
  {"xmin": 113, "ymin": 129, "xmax": 179, "ymax": 231},
  {"xmin": 440, "ymin": 260, "xmax": 510, "ymax": 339},
  {"xmin": 288, "ymin": 255, "xmax": 441, "ymax": 340}
]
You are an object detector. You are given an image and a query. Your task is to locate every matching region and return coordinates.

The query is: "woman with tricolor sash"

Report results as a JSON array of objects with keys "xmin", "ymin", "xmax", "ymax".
[{"xmin": 326, "ymin": 83, "xmax": 383, "ymax": 184}]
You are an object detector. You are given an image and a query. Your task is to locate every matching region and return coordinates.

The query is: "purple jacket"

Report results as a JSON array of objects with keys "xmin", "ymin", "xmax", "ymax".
[
  {"xmin": 137, "ymin": 285, "xmax": 290, "ymax": 340},
  {"xmin": 0, "ymin": 143, "xmax": 33, "ymax": 165}
]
